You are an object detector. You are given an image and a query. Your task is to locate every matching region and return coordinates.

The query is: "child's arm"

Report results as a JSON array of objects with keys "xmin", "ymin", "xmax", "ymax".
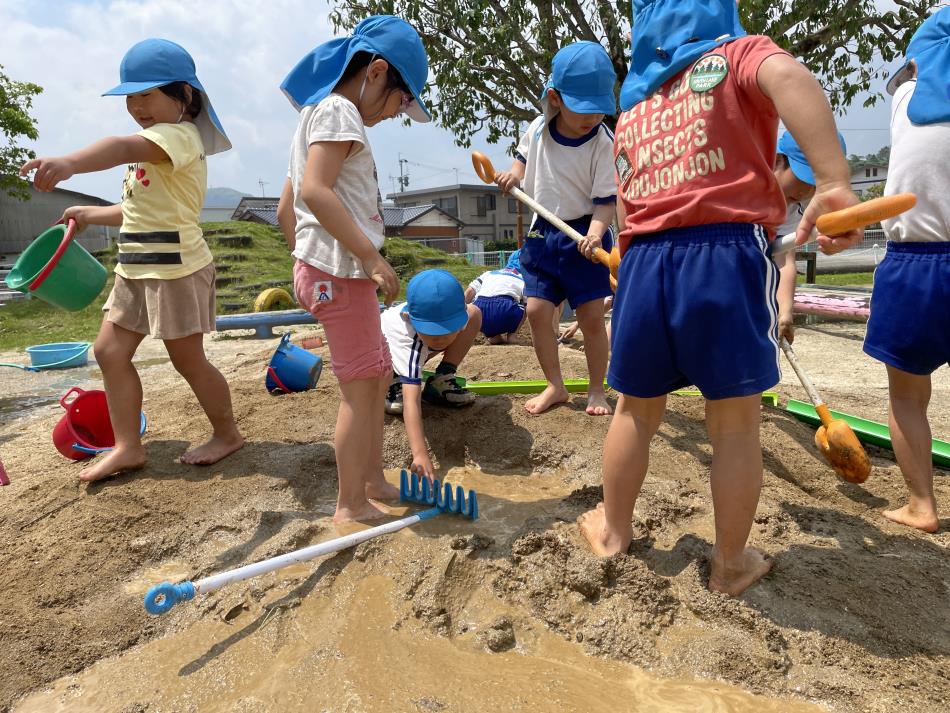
[
  {"xmin": 20, "ymin": 136, "xmax": 170, "ymax": 192},
  {"xmin": 774, "ymin": 251, "xmax": 796, "ymax": 342},
  {"xmin": 277, "ymin": 178, "xmax": 296, "ymax": 251},
  {"xmin": 401, "ymin": 383, "xmax": 435, "ymax": 480},
  {"xmin": 579, "ymin": 202, "xmax": 617, "ymax": 261},
  {"xmin": 495, "ymin": 159, "xmax": 526, "ymax": 194},
  {"xmin": 464, "ymin": 286, "xmax": 477, "ymax": 303},
  {"xmin": 757, "ymin": 56, "xmax": 861, "ymax": 254},
  {"xmin": 60, "ymin": 204, "xmax": 123, "ymax": 232},
  {"xmin": 300, "ymin": 141, "xmax": 399, "ymax": 303}
]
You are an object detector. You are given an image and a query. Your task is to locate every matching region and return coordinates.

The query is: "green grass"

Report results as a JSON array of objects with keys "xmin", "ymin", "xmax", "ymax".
[
  {"xmin": 797, "ymin": 272, "xmax": 874, "ymax": 287},
  {"xmin": 0, "ymin": 223, "xmax": 488, "ymax": 350}
]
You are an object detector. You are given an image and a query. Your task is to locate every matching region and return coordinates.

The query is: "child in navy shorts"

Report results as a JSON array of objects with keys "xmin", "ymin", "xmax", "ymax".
[
  {"xmin": 464, "ymin": 250, "xmax": 526, "ymax": 344},
  {"xmin": 578, "ymin": 0, "xmax": 862, "ymax": 596},
  {"xmin": 495, "ymin": 41, "xmax": 617, "ymax": 417},
  {"xmin": 863, "ymin": 10, "xmax": 950, "ymax": 533}
]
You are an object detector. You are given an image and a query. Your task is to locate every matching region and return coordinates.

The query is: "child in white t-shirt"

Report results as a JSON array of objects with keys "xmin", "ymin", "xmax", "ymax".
[
  {"xmin": 464, "ymin": 250, "xmax": 526, "ymax": 344},
  {"xmin": 276, "ymin": 16, "xmax": 432, "ymax": 523},
  {"xmin": 495, "ymin": 42, "xmax": 617, "ymax": 417},
  {"xmin": 382, "ymin": 270, "xmax": 481, "ymax": 480},
  {"xmin": 863, "ymin": 9, "xmax": 950, "ymax": 533}
]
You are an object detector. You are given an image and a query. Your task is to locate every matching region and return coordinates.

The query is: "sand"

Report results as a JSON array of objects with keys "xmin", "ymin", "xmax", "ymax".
[{"xmin": 0, "ymin": 321, "xmax": 947, "ymax": 712}]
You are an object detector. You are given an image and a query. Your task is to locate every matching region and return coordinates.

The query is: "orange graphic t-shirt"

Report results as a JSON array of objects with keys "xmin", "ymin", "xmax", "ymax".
[{"xmin": 614, "ymin": 35, "xmax": 790, "ymax": 254}]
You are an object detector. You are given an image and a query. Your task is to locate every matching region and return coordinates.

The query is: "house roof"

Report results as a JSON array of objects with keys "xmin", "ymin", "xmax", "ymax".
[
  {"xmin": 231, "ymin": 197, "xmax": 279, "ymax": 219},
  {"xmin": 386, "ymin": 183, "xmax": 501, "ymax": 200},
  {"xmin": 244, "ymin": 208, "xmax": 278, "ymax": 225},
  {"xmin": 382, "ymin": 204, "xmax": 463, "ymax": 228}
]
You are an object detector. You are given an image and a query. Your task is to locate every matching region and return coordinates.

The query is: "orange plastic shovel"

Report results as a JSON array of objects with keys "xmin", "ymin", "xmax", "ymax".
[
  {"xmin": 771, "ymin": 193, "xmax": 917, "ymax": 254},
  {"xmin": 781, "ymin": 337, "xmax": 871, "ymax": 483},
  {"xmin": 472, "ymin": 151, "xmax": 619, "ymax": 289}
]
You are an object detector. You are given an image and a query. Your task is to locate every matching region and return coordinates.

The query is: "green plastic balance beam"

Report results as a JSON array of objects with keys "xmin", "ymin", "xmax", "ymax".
[
  {"xmin": 425, "ymin": 372, "xmax": 777, "ymax": 406},
  {"xmin": 785, "ymin": 399, "xmax": 950, "ymax": 469}
]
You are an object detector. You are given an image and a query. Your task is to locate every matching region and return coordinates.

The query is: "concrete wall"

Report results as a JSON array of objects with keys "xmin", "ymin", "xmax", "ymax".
[
  {"xmin": 0, "ymin": 186, "xmax": 113, "ymax": 258},
  {"xmin": 200, "ymin": 207, "xmax": 235, "ymax": 223}
]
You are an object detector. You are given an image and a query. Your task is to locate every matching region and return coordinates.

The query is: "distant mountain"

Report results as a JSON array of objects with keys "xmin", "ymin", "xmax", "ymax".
[{"xmin": 204, "ymin": 187, "xmax": 251, "ymax": 209}]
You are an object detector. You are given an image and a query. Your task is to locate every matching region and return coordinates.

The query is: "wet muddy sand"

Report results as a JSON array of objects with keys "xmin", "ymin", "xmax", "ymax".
[{"xmin": 1, "ymin": 322, "xmax": 947, "ymax": 712}]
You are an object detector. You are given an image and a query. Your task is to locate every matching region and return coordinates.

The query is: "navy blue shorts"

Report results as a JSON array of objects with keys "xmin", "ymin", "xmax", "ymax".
[
  {"xmin": 864, "ymin": 241, "xmax": 950, "ymax": 376},
  {"xmin": 520, "ymin": 215, "xmax": 614, "ymax": 310},
  {"xmin": 608, "ymin": 223, "xmax": 781, "ymax": 400},
  {"xmin": 474, "ymin": 295, "xmax": 525, "ymax": 337}
]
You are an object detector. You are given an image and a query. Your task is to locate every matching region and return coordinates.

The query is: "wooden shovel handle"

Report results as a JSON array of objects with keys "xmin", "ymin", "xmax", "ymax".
[{"xmin": 815, "ymin": 193, "xmax": 916, "ymax": 236}]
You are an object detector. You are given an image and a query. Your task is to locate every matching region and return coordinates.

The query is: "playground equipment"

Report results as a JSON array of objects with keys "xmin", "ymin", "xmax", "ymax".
[
  {"xmin": 4, "ymin": 220, "xmax": 107, "ymax": 311},
  {"xmin": 144, "ymin": 470, "xmax": 478, "ymax": 615},
  {"xmin": 472, "ymin": 152, "xmax": 618, "ymax": 289},
  {"xmin": 786, "ymin": 400, "xmax": 950, "ymax": 469},
  {"xmin": 0, "ymin": 342, "xmax": 92, "ymax": 372},
  {"xmin": 770, "ymin": 193, "xmax": 917, "ymax": 255},
  {"xmin": 53, "ymin": 387, "xmax": 147, "ymax": 460},
  {"xmin": 781, "ymin": 338, "xmax": 871, "ymax": 483},
  {"xmin": 215, "ymin": 309, "xmax": 317, "ymax": 339},
  {"xmin": 265, "ymin": 333, "xmax": 323, "ymax": 394},
  {"xmin": 253, "ymin": 287, "xmax": 295, "ymax": 313}
]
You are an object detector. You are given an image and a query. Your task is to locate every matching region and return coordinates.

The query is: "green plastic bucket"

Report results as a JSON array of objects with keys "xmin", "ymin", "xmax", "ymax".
[{"xmin": 4, "ymin": 221, "xmax": 107, "ymax": 311}]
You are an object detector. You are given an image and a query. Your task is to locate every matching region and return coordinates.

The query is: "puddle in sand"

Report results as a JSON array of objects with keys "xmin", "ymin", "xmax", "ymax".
[
  {"xmin": 123, "ymin": 562, "xmax": 194, "ymax": 596},
  {"xmin": 16, "ymin": 468, "xmax": 825, "ymax": 712},
  {"xmin": 0, "ymin": 394, "xmax": 60, "ymax": 421}
]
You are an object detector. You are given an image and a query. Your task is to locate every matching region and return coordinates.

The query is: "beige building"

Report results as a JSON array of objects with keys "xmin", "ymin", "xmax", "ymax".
[{"xmin": 387, "ymin": 183, "xmax": 522, "ymax": 244}]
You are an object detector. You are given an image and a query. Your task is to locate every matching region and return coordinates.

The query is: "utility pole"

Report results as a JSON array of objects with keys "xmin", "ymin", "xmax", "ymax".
[
  {"xmin": 453, "ymin": 167, "xmax": 459, "ymax": 185},
  {"xmin": 397, "ymin": 153, "xmax": 410, "ymax": 192},
  {"xmin": 258, "ymin": 178, "xmax": 268, "ymax": 198}
]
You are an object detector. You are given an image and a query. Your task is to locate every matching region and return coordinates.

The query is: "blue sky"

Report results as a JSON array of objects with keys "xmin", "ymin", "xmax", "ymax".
[{"xmin": 2, "ymin": 0, "xmax": 899, "ymax": 203}]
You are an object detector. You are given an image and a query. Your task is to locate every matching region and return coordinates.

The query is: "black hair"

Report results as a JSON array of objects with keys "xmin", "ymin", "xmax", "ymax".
[
  {"xmin": 336, "ymin": 50, "xmax": 409, "ymax": 93},
  {"xmin": 775, "ymin": 153, "xmax": 789, "ymax": 170},
  {"xmin": 159, "ymin": 81, "xmax": 203, "ymax": 119}
]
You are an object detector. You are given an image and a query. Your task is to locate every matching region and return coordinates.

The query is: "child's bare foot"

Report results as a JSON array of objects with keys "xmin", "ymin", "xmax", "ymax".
[
  {"xmin": 79, "ymin": 446, "xmax": 146, "ymax": 483},
  {"xmin": 577, "ymin": 503, "xmax": 631, "ymax": 556},
  {"xmin": 180, "ymin": 433, "xmax": 244, "ymax": 465},
  {"xmin": 525, "ymin": 384, "xmax": 570, "ymax": 415},
  {"xmin": 883, "ymin": 503, "xmax": 939, "ymax": 533},
  {"xmin": 365, "ymin": 477, "xmax": 401, "ymax": 502},
  {"xmin": 586, "ymin": 390, "xmax": 613, "ymax": 416},
  {"xmin": 709, "ymin": 547, "xmax": 772, "ymax": 597},
  {"xmin": 333, "ymin": 500, "xmax": 389, "ymax": 524}
]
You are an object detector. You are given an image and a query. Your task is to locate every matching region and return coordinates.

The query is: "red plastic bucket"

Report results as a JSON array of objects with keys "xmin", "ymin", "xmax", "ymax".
[{"xmin": 52, "ymin": 387, "xmax": 146, "ymax": 460}]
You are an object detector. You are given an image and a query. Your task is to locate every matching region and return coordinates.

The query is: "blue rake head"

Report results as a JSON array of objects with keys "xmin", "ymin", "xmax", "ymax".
[{"xmin": 399, "ymin": 470, "xmax": 479, "ymax": 520}]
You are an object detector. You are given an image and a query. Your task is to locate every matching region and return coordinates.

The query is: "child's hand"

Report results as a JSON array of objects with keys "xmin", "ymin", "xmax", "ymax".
[
  {"xmin": 61, "ymin": 206, "xmax": 93, "ymax": 232},
  {"xmin": 559, "ymin": 321, "xmax": 579, "ymax": 342},
  {"xmin": 20, "ymin": 156, "xmax": 76, "ymax": 192},
  {"xmin": 778, "ymin": 309, "xmax": 795, "ymax": 344},
  {"xmin": 360, "ymin": 253, "xmax": 400, "ymax": 305},
  {"xmin": 798, "ymin": 184, "xmax": 862, "ymax": 255},
  {"xmin": 410, "ymin": 453, "xmax": 435, "ymax": 482},
  {"xmin": 578, "ymin": 233, "xmax": 602, "ymax": 262},
  {"xmin": 495, "ymin": 171, "xmax": 521, "ymax": 194}
]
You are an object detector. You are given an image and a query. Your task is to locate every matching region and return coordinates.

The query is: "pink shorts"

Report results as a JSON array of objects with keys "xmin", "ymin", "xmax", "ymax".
[{"xmin": 293, "ymin": 260, "xmax": 391, "ymax": 384}]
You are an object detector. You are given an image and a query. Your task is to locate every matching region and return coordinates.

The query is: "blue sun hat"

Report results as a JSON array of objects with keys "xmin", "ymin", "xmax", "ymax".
[
  {"xmin": 404, "ymin": 269, "xmax": 467, "ymax": 335},
  {"xmin": 505, "ymin": 249, "xmax": 522, "ymax": 272},
  {"xmin": 886, "ymin": 8, "xmax": 950, "ymax": 125},
  {"xmin": 281, "ymin": 15, "xmax": 431, "ymax": 123},
  {"xmin": 620, "ymin": 0, "xmax": 746, "ymax": 111},
  {"xmin": 777, "ymin": 130, "xmax": 848, "ymax": 186},
  {"xmin": 103, "ymin": 39, "xmax": 230, "ymax": 155},
  {"xmin": 540, "ymin": 41, "xmax": 616, "ymax": 119}
]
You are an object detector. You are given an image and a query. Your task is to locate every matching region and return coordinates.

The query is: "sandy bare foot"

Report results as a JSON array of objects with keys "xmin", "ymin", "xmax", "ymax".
[
  {"xmin": 709, "ymin": 547, "xmax": 773, "ymax": 597},
  {"xmin": 365, "ymin": 477, "xmax": 401, "ymax": 502},
  {"xmin": 586, "ymin": 390, "xmax": 613, "ymax": 416},
  {"xmin": 883, "ymin": 504, "xmax": 939, "ymax": 533},
  {"xmin": 577, "ymin": 503, "xmax": 631, "ymax": 556},
  {"xmin": 180, "ymin": 434, "xmax": 245, "ymax": 466},
  {"xmin": 525, "ymin": 384, "xmax": 570, "ymax": 415},
  {"xmin": 78, "ymin": 447, "xmax": 146, "ymax": 483},
  {"xmin": 333, "ymin": 500, "xmax": 389, "ymax": 524}
]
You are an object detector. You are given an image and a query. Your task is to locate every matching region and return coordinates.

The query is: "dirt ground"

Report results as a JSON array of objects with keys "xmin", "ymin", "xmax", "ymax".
[{"xmin": 0, "ymin": 320, "xmax": 947, "ymax": 712}]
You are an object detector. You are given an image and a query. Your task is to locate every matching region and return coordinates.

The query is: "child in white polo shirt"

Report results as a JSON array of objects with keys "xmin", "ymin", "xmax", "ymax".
[{"xmin": 464, "ymin": 250, "xmax": 526, "ymax": 344}]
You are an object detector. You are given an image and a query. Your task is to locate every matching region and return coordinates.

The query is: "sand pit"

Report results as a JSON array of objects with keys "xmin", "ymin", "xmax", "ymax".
[{"xmin": 1, "ymin": 322, "xmax": 948, "ymax": 712}]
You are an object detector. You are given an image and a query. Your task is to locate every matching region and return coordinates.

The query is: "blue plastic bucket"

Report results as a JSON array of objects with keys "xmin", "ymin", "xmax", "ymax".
[
  {"xmin": 26, "ymin": 342, "xmax": 91, "ymax": 369},
  {"xmin": 265, "ymin": 333, "xmax": 322, "ymax": 394}
]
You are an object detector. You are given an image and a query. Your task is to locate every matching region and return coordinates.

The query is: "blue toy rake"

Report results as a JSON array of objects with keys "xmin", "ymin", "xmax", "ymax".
[{"xmin": 143, "ymin": 470, "xmax": 478, "ymax": 615}]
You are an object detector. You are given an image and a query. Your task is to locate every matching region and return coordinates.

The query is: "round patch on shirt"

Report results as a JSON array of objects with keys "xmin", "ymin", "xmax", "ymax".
[{"xmin": 689, "ymin": 54, "xmax": 729, "ymax": 93}]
